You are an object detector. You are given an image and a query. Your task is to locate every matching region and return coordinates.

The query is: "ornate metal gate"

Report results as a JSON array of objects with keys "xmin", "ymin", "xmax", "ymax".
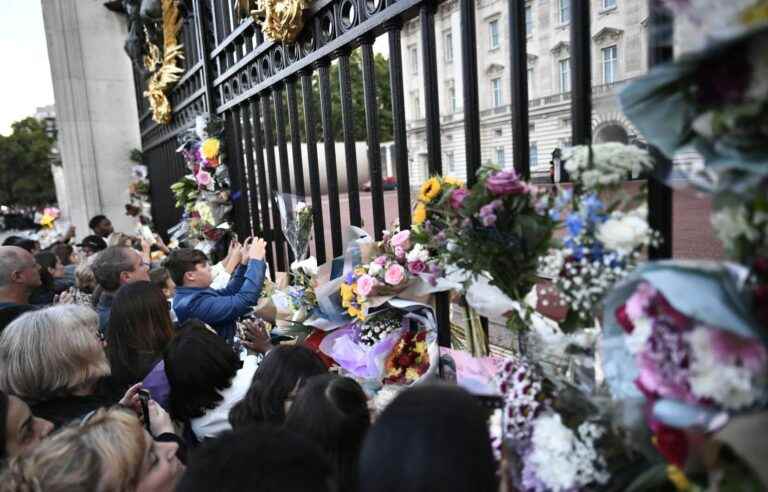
[{"xmin": 134, "ymin": 0, "xmax": 674, "ymax": 345}]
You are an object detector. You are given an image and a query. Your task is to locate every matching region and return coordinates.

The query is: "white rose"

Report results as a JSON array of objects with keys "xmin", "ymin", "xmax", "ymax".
[
  {"xmin": 596, "ymin": 215, "xmax": 649, "ymax": 254},
  {"xmin": 405, "ymin": 244, "xmax": 429, "ymax": 263}
]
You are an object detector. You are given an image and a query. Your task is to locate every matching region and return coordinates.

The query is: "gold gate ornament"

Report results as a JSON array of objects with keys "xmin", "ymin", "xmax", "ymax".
[
  {"xmin": 251, "ymin": 0, "xmax": 311, "ymax": 43},
  {"xmin": 143, "ymin": 0, "xmax": 185, "ymax": 124}
]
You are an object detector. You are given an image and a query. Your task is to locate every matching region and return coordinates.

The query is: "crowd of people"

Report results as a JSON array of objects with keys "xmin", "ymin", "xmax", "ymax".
[{"xmin": 0, "ymin": 214, "xmax": 498, "ymax": 491}]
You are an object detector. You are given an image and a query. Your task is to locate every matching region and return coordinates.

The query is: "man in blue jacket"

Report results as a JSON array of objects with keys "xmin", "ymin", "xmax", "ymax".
[{"xmin": 166, "ymin": 237, "xmax": 268, "ymax": 342}]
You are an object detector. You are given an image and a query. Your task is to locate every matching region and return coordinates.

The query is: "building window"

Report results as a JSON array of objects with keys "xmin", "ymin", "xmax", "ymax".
[
  {"xmin": 559, "ymin": 58, "xmax": 570, "ymax": 92},
  {"xmin": 601, "ymin": 45, "xmax": 618, "ymax": 83},
  {"xmin": 527, "ymin": 67, "xmax": 534, "ymax": 97},
  {"xmin": 491, "ymin": 78, "xmax": 502, "ymax": 107},
  {"xmin": 494, "ymin": 128, "xmax": 503, "ymax": 137},
  {"xmin": 489, "ymin": 20, "xmax": 500, "ymax": 50},
  {"xmin": 562, "ymin": 117, "xmax": 571, "ymax": 128},
  {"xmin": 412, "ymin": 94, "xmax": 421, "ymax": 119},
  {"xmin": 525, "ymin": 5, "xmax": 533, "ymax": 35},
  {"xmin": 558, "ymin": 0, "xmax": 570, "ymax": 24},
  {"xmin": 448, "ymin": 86, "xmax": 458, "ymax": 113},
  {"xmin": 444, "ymin": 30, "xmax": 453, "ymax": 63},
  {"xmin": 446, "ymin": 151, "xmax": 456, "ymax": 173},
  {"xmin": 495, "ymin": 147, "xmax": 505, "ymax": 167},
  {"xmin": 529, "ymin": 142, "xmax": 539, "ymax": 168},
  {"xmin": 602, "ymin": 0, "xmax": 617, "ymax": 10},
  {"xmin": 409, "ymin": 46, "xmax": 418, "ymax": 75}
]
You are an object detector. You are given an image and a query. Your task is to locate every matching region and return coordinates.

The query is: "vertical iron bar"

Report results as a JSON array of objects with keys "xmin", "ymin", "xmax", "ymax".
[
  {"xmin": 301, "ymin": 71, "xmax": 328, "ymax": 264},
  {"xmin": 387, "ymin": 23, "xmax": 411, "ymax": 229},
  {"xmin": 261, "ymin": 92, "xmax": 287, "ymax": 272},
  {"xmin": 420, "ymin": 3, "xmax": 442, "ymax": 176},
  {"xmin": 337, "ymin": 50, "xmax": 363, "ymax": 227},
  {"xmin": 228, "ymin": 108, "xmax": 249, "ymax": 238},
  {"xmin": 250, "ymin": 98, "xmax": 277, "ymax": 277},
  {"xmin": 361, "ymin": 40, "xmax": 386, "ymax": 240},
  {"xmin": 318, "ymin": 61, "xmax": 344, "ymax": 258},
  {"xmin": 286, "ymin": 77, "xmax": 307, "ymax": 198},
  {"xmin": 459, "ymin": 0, "xmax": 481, "ymax": 185},
  {"xmin": 509, "ymin": 0, "xmax": 530, "ymax": 179},
  {"xmin": 647, "ymin": 0, "xmax": 674, "ymax": 259},
  {"xmin": 570, "ymin": 0, "xmax": 591, "ymax": 147},
  {"xmin": 241, "ymin": 102, "xmax": 258, "ymax": 236},
  {"xmin": 273, "ymin": 84, "xmax": 295, "ymax": 264}
]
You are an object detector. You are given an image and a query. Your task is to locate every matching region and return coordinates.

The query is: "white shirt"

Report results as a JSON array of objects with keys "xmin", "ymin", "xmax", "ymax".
[{"xmin": 190, "ymin": 351, "xmax": 259, "ymax": 439}]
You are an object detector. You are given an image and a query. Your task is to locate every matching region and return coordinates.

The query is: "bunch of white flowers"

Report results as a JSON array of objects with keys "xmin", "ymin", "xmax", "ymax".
[
  {"xmin": 526, "ymin": 414, "xmax": 610, "ymax": 492},
  {"xmin": 563, "ymin": 143, "xmax": 653, "ymax": 190}
]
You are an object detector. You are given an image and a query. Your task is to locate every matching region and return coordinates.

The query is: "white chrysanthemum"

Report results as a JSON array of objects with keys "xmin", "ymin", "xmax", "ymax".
[
  {"xmin": 528, "ymin": 414, "xmax": 609, "ymax": 491},
  {"xmin": 686, "ymin": 327, "xmax": 767, "ymax": 410},
  {"xmin": 564, "ymin": 143, "xmax": 653, "ymax": 189},
  {"xmin": 711, "ymin": 205, "xmax": 760, "ymax": 244}
]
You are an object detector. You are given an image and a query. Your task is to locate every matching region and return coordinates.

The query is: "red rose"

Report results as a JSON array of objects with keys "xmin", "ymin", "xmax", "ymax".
[
  {"xmin": 653, "ymin": 423, "xmax": 688, "ymax": 467},
  {"xmin": 615, "ymin": 305, "xmax": 635, "ymax": 333},
  {"xmin": 398, "ymin": 354, "xmax": 414, "ymax": 367}
]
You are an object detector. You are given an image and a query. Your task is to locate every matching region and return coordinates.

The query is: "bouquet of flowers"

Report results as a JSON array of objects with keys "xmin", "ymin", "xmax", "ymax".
[
  {"xmin": 275, "ymin": 192, "xmax": 313, "ymax": 261},
  {"xmin": 383, "ymin": 329, "xmax": 430, "ymax": 384},
  {"xmin": 272, "ymin": 256, "xmax": 319, "ymax": 324},
  {"xmin": 602, "ymin": 262, "xmax": 768, "ymax": 490},
  {"xmin": 171, "ymin": 115, "xmax": 232, "ymax": 243},
  {"xmin": 411, "ymin": 175, "xmax": 466, "ymax": 228},
  {"xmin": 359, "ymin": 310, "xmax": 404, "ymax": 347},
  {"xmin": 439, "ymin": 167, "xmax": 556, "ymax": 306}
]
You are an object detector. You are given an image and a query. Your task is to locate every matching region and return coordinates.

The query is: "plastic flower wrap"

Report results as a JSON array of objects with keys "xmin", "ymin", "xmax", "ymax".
[
  {"xmin": 275, "ymin": 192, "xmax": 313, "ymax": 261},
  {"xmin": 602, "ymin": 261, "xmax": 768, "ymax": 490},
  {"xmin": 318, "ymin": 300, "xmax": 438, "ymax": 388},
  {"xmin": 272, "ymin": 256, "xmax": 319, "ymax": 324},
  {"xmin": 171, "ymin": 115, "xmax": 231, "ymax": 244},
  {"xmin": 620, "ymin": 23, "xmax": 768, "ymax": 181}
]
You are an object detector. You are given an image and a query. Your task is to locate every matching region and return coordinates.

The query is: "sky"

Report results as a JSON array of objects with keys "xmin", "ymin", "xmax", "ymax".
[{"xmin": 0, "ymin": 0, "xmax": 54, "ymax": 136}]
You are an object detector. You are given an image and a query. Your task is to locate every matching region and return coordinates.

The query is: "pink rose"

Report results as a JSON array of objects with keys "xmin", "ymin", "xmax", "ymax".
[
  {"xmin": 394, "ymin": 246, "xmax": 406, "ymax": 259},
  {"xmin": 390, "ymin": 230, "xmax": 411, "ymax": 249},
  {"xmin": 709, "ymin": 329, "xmax": 768, "ymax": 372},
  {"xmin": 374, "ymin": 255, "xmax": 388, "ymax": 266},
  {"xmin": 408, "ymin": 260, "xmax": 427, "ymax": 274},
  {"xmin": 625, "ymin": 282, "xmax": 657, "ymax": 321},
  {"xmin": 485, "ymin": 169, "xmax": 526, "ymax": 196},
  {"xmin": 196, "ymin": 170, "xmax": 212, "ymax": 187},
  {"xmin": 450, "ymin": 188, "xmax": 469, "ymax": 210},
  {"xmin": 384, "ymin": 264, "xmax": 406, "ymax": 286},
  {"xmin": 356, "ymin": 274, "xmax": 376, "ymax": 297}
]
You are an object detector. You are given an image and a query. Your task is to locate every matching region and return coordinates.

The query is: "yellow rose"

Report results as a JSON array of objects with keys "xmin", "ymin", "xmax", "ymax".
[
  {"xmin": 340, "ymin": 283, "xmax": 354, "ymax": 304},
  {"xmin": 418, "ymin": 177, "xmax": 442, "ymax": 203},
  {"xmin": 413, "ymin": 202, "xmax": 427, "ymax": 226},
  {"xmin": 666, "ymin": 466, "xmax": 691, "ymax": 491},
  {"xmin": 405, "ymin": 367, "xmax": 421, "ymax": 381},
  {"xmin": 443, "ymin": 176, "xmax": 464, "ymax": 187},
  {"xmin": 201, "ymin": 138, "xmax": 221, "ymax": 160},
  {"xmin": 413, "ymin": 341, "xmax": 427, "ymax": 356}
]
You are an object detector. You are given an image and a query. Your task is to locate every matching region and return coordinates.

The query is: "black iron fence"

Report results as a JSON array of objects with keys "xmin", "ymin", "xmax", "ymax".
[{"xmin": 135, "ymin": 0, "xmax": 674, "ymax": 346}]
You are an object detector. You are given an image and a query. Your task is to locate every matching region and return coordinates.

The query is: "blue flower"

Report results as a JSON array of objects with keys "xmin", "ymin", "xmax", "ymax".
[
  {"xmin": 565, "ymin": 213, "xmax": 584, "ymax": 236},
  {"xmin": 582, "ymin": 193, "xmax": 605, "ymax": 223},
  {"xmin": 555, "ymin": 189, "xmax": 573, "ymax": 210},
  {"xmin": 548, "ymin": 209, "xmax": 561, "ymax": 221},
  {"xmin": 344, "ymin": 271, "xmax": 356, "ymax": 283}
]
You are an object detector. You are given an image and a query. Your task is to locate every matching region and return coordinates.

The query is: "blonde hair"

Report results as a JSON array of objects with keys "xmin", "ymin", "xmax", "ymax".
[
  {"xmin": 0, "ymin": 305, "xmax": 110, "ymax": 403},
  {"xmin": 108, "ymin": 233, "xmax": 134, "ymax": 248},
  {"xmin": 0, "ymin": 407, "xmax": 146, "ymax": 492},
  {"xmin": 75, "ymin": 260, "xmax": 97, "ymax": 292}
]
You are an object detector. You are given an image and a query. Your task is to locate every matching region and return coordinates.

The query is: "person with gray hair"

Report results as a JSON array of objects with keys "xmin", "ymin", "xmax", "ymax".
[
  {"xmin": 90, "ymin": 246, "xmax": 150, "ymax": 335},
  {"xmin": 0, "ymin": 246, "xmax": 42, "ymax": 332},
  {"xmin": 0, "ymin": 304, "xmax": 136, "ymax": 428}
]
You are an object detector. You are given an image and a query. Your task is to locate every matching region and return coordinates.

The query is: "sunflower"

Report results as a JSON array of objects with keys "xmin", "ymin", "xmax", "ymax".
[
  {"xmin": 201, "ymin": 138, "xmax": 221, "ymax": 160},
  {"xmin": 412, "ymin": 202, "xmax": 427, "ymax": 226},
  {"xmin": 418, "ymin": 177, "xmax": 442, "ymax": 203}
]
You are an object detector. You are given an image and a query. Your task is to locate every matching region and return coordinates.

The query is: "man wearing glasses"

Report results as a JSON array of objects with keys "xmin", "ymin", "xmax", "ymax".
[{"xmin": 90, "ymin": 246, "xmax": 151, "ymax": 335}]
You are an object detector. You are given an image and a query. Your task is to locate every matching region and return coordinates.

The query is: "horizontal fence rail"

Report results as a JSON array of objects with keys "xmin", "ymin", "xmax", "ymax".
[{"xmin": 136, "ymin": 0, "xmax": 674, "ymax": 347}]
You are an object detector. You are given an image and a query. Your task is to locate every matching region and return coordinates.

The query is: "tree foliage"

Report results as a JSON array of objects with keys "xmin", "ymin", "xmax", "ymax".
[{"xmin": 0, "ymin": 118, "xmax": 56, "ymax": 206}]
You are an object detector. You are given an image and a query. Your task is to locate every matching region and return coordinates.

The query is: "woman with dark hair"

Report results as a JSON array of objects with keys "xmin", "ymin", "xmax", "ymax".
[
  {"xmin": 0, "ymin": 390, "xmax": 54, "ymax": 462},
  {"xmin": 105, "ymin": 281, "xmax": 175, "ymax": 402},
  {"xmin": 228, "ymin": 345, "xmax": 326, "ymax": 429},
  {"xmin": 285, "ymin": 374, "xmax": 370, "ymax": 492},
  {"xmin": 51, "ymin": 243, "xmax": 77, "ymax": 288},
  {"xmin": 164, "ymin": 320, "xmax": 259, "ymax": 440},
  {"xmin": 28, "ymin": 252, "xmax": 65, "ymax": 306},
  {"xmin": 358, "ymin": 384, "xmax": 497, "ymax": 492}
]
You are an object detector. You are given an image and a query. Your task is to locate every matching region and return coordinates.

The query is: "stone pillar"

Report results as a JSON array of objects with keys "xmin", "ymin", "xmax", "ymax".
[{"xmin": 42, "ymin": 0, "xmax": 139, "ymax": 239}]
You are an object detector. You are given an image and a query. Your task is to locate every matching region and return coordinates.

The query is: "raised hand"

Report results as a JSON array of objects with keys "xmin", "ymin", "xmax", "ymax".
[{"xmin": 248, "ymin": 237, "xmax": 267, "ymax": 261}]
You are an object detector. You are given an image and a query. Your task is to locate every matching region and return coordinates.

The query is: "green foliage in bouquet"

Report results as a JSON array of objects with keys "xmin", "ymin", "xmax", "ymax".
[{"xmin": 170, "ymin": 176, "xmax": 199, "ymax": 211}]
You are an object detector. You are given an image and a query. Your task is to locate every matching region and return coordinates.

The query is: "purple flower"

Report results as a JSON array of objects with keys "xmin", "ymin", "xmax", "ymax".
[
  {"xmin": 374, "ymin": 255, "xmax": 388, "ymax": 266},
  {"xmin": 408, "ymin": 260, "xmax": 427, "ymax": 274},
  {"xmin": 479, "ymin": 200, "xmax": 502, "ymax": 228},
  {"xmin": 450, "ymin": 188, "xmax": 470, "ymax": 210},
  {"xmin": 485, "ymin": 169, "xmax": 527, "ymax": 196}
]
